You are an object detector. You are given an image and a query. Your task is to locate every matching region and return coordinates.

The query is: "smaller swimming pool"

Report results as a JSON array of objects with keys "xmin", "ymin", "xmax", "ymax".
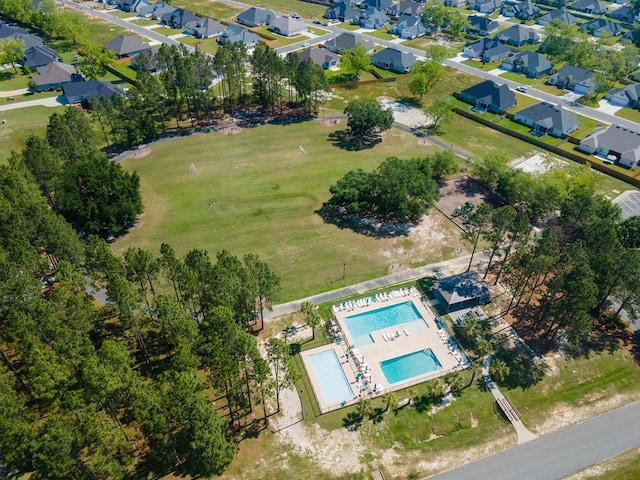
[
  {"xmin": 344, "ymin": 301, "xmax": 426, "ymax": 347},
  {"xmin": 308, "ymin": 349, "xmax": 353, "ymax": 406},
  {"xmin": 380, "ymin": 349, "xmax": 442, "ymax": 384}
]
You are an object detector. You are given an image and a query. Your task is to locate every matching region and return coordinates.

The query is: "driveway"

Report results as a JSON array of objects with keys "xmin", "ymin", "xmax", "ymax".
[{"xmin": 0, "ymin": 96, "xmax": 63, "ymax": 111}]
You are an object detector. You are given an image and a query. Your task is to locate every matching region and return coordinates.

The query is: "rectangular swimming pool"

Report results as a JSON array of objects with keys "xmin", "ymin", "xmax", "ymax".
[
  {"xmin": 344, "ymin": 301, "xmax": 426, "ymax": 347},
  {"xmin": 380, "ymin": 349, "xmax": 442, "ymax": 384},
  {"xmin": 308, "ymin": 349, "xmax": 354, "ymax": 406}
]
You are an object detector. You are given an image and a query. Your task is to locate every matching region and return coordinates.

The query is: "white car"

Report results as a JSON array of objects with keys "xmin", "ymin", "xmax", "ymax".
[
  {"xmin": 516, "ymin": 85, "xmax": 528, "ymax": 93},
  {"xmin": 291, "ymin": 12, "xmax": 300, "ymax": 18}
]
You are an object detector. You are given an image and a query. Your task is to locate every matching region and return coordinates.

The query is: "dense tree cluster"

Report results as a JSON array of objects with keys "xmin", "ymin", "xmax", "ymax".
[
  {"xmin": 328, "ymin": 152, "xmax": 457, "ymax": 223},
  {"xmin": 0, "ymin": 155, "xmax": 286, "ymax": 478}
]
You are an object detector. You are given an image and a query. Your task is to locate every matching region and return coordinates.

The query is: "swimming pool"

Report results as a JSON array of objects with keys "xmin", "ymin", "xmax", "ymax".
[
  {"xmin": 344, "ymin": 301, "xmax": 426, "ymax": 347},
  {"xmin": 380, "ymin": 349, "xmax": 442, "ymax": 384},
  {"xmin": 308, "ymin": 349, "xmax": 354, "ymax": 406}
]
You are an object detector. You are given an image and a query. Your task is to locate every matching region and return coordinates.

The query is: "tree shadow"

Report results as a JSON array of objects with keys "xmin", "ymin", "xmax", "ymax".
[
  {"xmin": 412, "ymin": 394, "xmax": 438, "ymax": 413},
  {"xmin": 315, "ymin": 203, "xmax": 413, "ymax": 238},
  {"xmin": 328, "ymin": 129, "xmax": 381, "ymax": 151},
  {"xmin": 396, "ymin": 96, "xmax": 423, "ymax": 108},
  {"xmin": 342, "ymin": 411, "xmax": 362, "ymax": 430},
  {"xmin": 494, "ymin": 345, "xmax": 547, "ymax": 390},
  {"xmin": 369, "ymin": 407, "xmax": 386, "ymax": 424}
]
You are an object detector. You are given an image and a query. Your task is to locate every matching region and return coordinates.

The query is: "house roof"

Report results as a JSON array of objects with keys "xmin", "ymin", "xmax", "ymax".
[
  {"xmin": 483, "ymin": 43, "xmax": 511, "ymax": 59},
  {"xmin": 323, "ymin": 32, "xmax": 374, "ymax": 53},
  {"xmin": 269, "ymin": 16, "xmax": 307, "ymax": 34},
  {"xmin": 460, "ymin": 80, "xmax": 516, "ymax": 109},
  {"xmin": 161, "ymin": 8, "xmax": 200, "ymax": 27},
  {"xmin": 495, "ymin": 24, "xmax": 539, "ymax": 44},
  {"xmin": 130, "ymin": 48, "xmax": 160, "ymax": 71},
  {"xmin": 580, "ymin": 18, "xmax": 625, "ymax": 36},
  {"xmin": 220, "ymin": 26, "xmax": 261, "ymax": 45},
  {"xmin": 325, "ymin": 3, "xmax": 360, "ymax": 20},
  {"xmin": 434, "ymin": 272, "xmax": 491, "ymax": 308},
  {"xmin": 370, "ymin": 47, "xmax": 416, "ymax": 70},
  {"xmin": 539, "ymin": 8, "xmax": 577, "ymax": 24},
  {"xmin": 237, "ymin": 7, "xmax": 276, "ymax": 25},
  {"xmin": 580, "ymin": 125, "xmax": 640, "ymax": 161},
  {"xmin": 62, "ymin": 80, "xmax": 125, "ymax": 103},
  {"xmin": 140, "ymin": 2, "xmax": 175, "ymax": 18},
  {"xmin": 32, "ymin": 61, "xmax": 77, "ymax": 86},
  {"xmin": 553, "ymin": 64, "xmax": 594, "ymax": 84},
  {"xmin": 607, "ymin": 83, "xmax": 640, "ymax": 103},
  {"xmin": 516, "ymin": 102, "xmax": 577, "ymax": 132},
  {"xmin": 569, "ymin": 0, "xmax": 606, "ymax": 13},
  {"xmin": 185, "ymin": 17, "xmax": 225, "ymax": 37},
  {"xmin": 103, "ymin": 35, "xmax": 149, "ymax": 56},
  {"xmin": 24, "ymin": 45, "xmax": 58, "ymax": 68},
  {"xmin": 361, "ymin": 0, "xmax": 393, "ymax": 9},
  {"xmin": 387, "ymin": 1, "xmax": 423, "ymax": 16},
  {"xmin": 465, "ymin": 37, "xmax": 500, "ymax": 55},
  {"xmin": 503, "ymin": 1, "xmax": 540, "ymax": 17},
  {"xmin": 0, "ymin": 23, "xmax": 43, "ymax": 50},
  {"xmin": 468, "ymin": 15, "xmax": 499, "ymax": 32},
  {"xmin": 503, "ymin": 51, "xmax": 553, "ymax": 72},
  {"xmin": 360, "ymin": 7, "xmax": 390, "ymax": 24},
  {"xmin": 609, "ymin": 5, "xmax": 635, "ymax": 20},
  {"xmin": 296, "ymin": 47, "xmax": 339, "ymax": 67}
]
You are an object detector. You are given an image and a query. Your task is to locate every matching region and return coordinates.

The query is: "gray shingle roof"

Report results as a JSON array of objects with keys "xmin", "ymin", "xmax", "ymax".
[
  {"xmin": 580, "ymin": 125, "xmax": 640, "ymax": 162},
  {"xmin": 32, "ymin": 61, "xmax": 77, "ymax": 87},
  {"xmin": 323, "ymin": 32, "xmax": 374, "ymax": 53},
  {"xmin": 434, "ymin": 272, "xmax": 491, "ymax": 308},
  {"xmin": 553, "ymin": 64, "xmax": 594, "ymax": 84},
  {"xmin": 460, "ymin": 80, "xmax": 516, "ymax": 110},
  {"xmin": 103, "ymin": 35, "xmax": 149, "ymax": 57},
  {"xmin": 296, "ymin": 47, "xmax": 339, "ymax": 67},
  {"xmin": 24, "ymin": 45, "xmax": 58, "ymax": 68},
  {"xmin": 237, "ymin": 7, "xmax": 276, "ymax": 26},
  {"xmin": 538, "ymin": 8, "xmax": 577, "ymax": 24},
  {"xmin": 503, "ymin": 51, "xmax": 553, "ymax": 73},
  {"xmin": 62, "ymin": 80, "xmax": 125, "ymax": 103},
  {"xmin": 515, "ymin": 102, "xmax": 577, "ymax": 133},
  {"xmin": 495, "ymin": 24, "xmax": 539, "ymax": 44}
]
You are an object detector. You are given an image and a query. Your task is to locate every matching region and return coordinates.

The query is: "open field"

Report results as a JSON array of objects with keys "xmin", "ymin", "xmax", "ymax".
[
  {"xmin": 219, "ymin": 0, "xmax": 326, "ymax": 18},
  {"xmin": 0, "ymin": 105, "xmax": 64, "ymax": 164},
  {"xmin": 118, "ymin": 121, "xmax": 453, "ymax": 301},
  {"xmin": 172, "ymin": 0, "xmax": 243, "ymax": 19}
]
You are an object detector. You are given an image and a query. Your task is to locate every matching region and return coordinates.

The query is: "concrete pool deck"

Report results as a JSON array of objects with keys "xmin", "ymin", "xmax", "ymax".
[{"xmin": 301, "ymin": 292, "xmax": 465, "ymax": 413}]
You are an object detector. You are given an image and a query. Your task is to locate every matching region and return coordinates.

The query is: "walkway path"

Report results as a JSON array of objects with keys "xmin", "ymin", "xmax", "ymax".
[
  {"xmin": 430, "ymin": 401, "xmax": 640, "ymax": 480},
  {"xmin": 481, "ymin": 355, "xmax": 537, "ymax": 445},
  {"xmin": 0, "ymin": 96, "xmax": 63, "ymax": 111},
  {"xmin": 266, "ymin": 252, "xmax": 487, "ymax": 318}
]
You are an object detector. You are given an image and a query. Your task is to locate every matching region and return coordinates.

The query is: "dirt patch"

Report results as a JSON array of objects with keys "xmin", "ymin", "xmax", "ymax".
[
  {"xmin": 320, "ymin": 119, "xmax": 341, "ymax": 126},
  {"xmin": 222, "ymin": 126, "xmax": 243, "ymax": 135},
  {"xmin": 434, "ymin": 176, "xmax": 505, "ymax": 230},
  {"xmin": 131, "ymin": 147, "xmax": 151, "ymax": 158}
]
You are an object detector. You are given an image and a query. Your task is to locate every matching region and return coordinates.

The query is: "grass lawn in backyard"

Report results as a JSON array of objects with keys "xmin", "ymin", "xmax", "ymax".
[
  {"xmin": 615, "ymin": 106, "xmax": 640, "ymax": 124},
  {"xmin": 0, "ymin": 105, "xmax": 64, "ymax": 164},
  {"xmin": 0, "ymin": 68, "xmax": 33, "ymax": 91},
  {"xmin": 129, "ymin": 18, "xmax": 160, "ymax": 27},
  {"xmin": 110, "ymin": 60, "xmax": 137, "ymax": 82},
  {"xmin": 178, "ymin": 35, "xmax": 220, "ymax": 55},
  {"xmin": 117, "ymin": 121, "xmax": 450, "ymax": 301},
  {"xmin": 171, "ymin": 0, "xmax": 243, "ymax": 19},
  {"xmin": 47, "ymin": 12, "xmax": 127, "ymax": 56}
]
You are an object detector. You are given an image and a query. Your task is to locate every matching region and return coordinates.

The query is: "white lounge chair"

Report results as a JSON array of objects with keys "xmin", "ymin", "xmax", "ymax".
[{"xmin": 403, "ymin": 328, "xmax": 409, "ymax": 336}]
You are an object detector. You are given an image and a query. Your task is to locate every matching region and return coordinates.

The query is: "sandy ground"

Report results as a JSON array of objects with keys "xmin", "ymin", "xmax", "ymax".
[{"xmin": 222, "ymin": 126, "xmax": 243, "ymax": 135}]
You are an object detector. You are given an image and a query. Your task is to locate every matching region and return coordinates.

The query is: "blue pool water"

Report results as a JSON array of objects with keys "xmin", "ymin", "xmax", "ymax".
[
  {"xmin": 380, "ymin": 349, "xmax": 442, "ymax": 384},
  {"xmin": 308, "ymin": 349, "xmax": 353, "ymax": 406},
  {"xmin": 344, "ymin": 301, "xmax": 426, "ymax": 347}
]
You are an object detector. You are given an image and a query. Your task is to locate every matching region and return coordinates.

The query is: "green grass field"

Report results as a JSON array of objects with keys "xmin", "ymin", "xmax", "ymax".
[
  {"xmin": 338, "ymin": 23, "xmax": 362, "ymax": 31},
  {"xmin": 106, "ymin": 9, "xmax": 137, "ymax": 18},
  {"xmin": 0, "ymin": 105, "xmax": 63, "ymax": 164},
  {"xmin": 172, "ymin": 0, "xmax": 243, "ymax": 19},
  {"xmin": 229, "ymin": 0, "xmax": 326, "ymax": 18},
  {"xmin": 129, "ymin": 18, "xmax": 160, "ymax": 27},
  {"xmin": 179, "ymin": 35, "xmax": 220, "ymax": 55},
  {"xmin": 363, "ymin": 29, "xmax": 395, "ymax": 41},
  {"xmin": 615, "ymin": 106, "xmax": 640, "ymax": 123},
  {"xmin": 152, "ymin": 26, "xmax": 184, "ymax": 36},
  {"xmin": 0, "ymin": 68, "xmax": 33, "ymax": 92},
  {"xmin": 118, "ymin": 122, "xmax": 448, "ymax": 301}
]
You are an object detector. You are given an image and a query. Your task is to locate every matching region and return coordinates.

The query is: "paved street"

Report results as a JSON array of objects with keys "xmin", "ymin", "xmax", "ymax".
[{"xmin": 430, "ymin": 401, "xmax": 640, "ymax": 480}]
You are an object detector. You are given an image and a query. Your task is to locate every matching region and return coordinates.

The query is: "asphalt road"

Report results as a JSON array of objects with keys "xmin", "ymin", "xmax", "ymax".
[{"xmin": 430, "ymin": 401, "xmax": 640, "ymax": 480}]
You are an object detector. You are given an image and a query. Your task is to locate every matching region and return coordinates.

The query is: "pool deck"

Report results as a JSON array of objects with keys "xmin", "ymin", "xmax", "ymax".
[{"xmin": 301, "ymin": 291, "xmax": 467, "ymax": 413}]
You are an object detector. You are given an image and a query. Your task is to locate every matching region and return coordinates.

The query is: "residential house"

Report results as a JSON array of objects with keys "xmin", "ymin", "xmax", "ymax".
[
  {"xmin": 469, "ymin": 0, "xmax": 504, "ymax": 14},
  {"xmin": 115, "ymin": 0, "xmax": 152, "ymax": 13},
  {"xmin": 236, "ymin": 7, "xmax": 276, "ymax": 27},
  {"xmin": 161, "ymin": 9, "xmax": 200, "ymax": 29},
  {"xmin": 0, "ymin": 23, "xmax": 43, "ymax": 50},
  {"xmin": 621, "ymin": 28, "xmax": 640, "ymax": 45},
  {"xmin": 513, "ymin": 102, "xmax": 578, "ymax": 137},
  {"xmin": 323, "ymin": 32, "xmax": 374, "ymax": 54},
  {"xmin": 389, "ymin": 14, "xmax": 428, "ymax": 39},
  {"xmin": 444, "ymin": 0, "xmax": 467, "ymax": 6},
  {"xmin": 537, "ymin": 9, "xmax": 577, "ymax": 26},
  {"xmin": 605, "ymin": 83, "xmax": 640, "ymax": 107},
  {"xmin": 324, "ymin": 3, "xmax": 360, "ymax": 22},
  {"xmin": 139, "ymin": 2, "xmax": 175, "ymax": 20},
  {"xmin": 580, "ymin": 18, "xmax": 624, "ymax": 37},
  {"xmin": 62, "ymin": 80, "xmax": 125, "ymax": 104},
  {"xmin": 103, "ymin": 35, "xmax": 150, "ymax": 58},
  {"xmin": 269, "ymin": 16, "xmax": 307, "ymax": 36},
  {"xmin": 370, "ymin": 47, "xmax": 416, "ymax": 73},
  {"xmin": 467, "ymin": 16, "xmax": 500, "ymax": 36},
  {"xmin": 185, "ymin": 17, "xmax": 225, "ymax": 39},
  {"xmin": 502, "ymin": 1, "xmax": 540, "ymax": 21},
  {"xmin": 578, "ymin": 125, "xmax": 640, "ymax": 168},
  {"xmin": 23, "ymin": 45, "xmax": 58, "ymax": 69},
  {"xmin": 387, "ymin": 1, "xmax": 423, "ymax": 18},
  {"xmin": 218, "ymin": 26, "xmax": 261, "ymax": 48},
  {"xmin": 296, "ymin": 47, "xmax": 340, "ymax": 69},
  {"xmin": 31, "ymin": 62, "xmax": 80, "ymax": 91},
  {"xmin": 569, "ymin": 0, "xmax": 606, "ymax": 14},
  {"xmin": 501, "ymin": 51, "xmax": 553, "ymax": 78},
  {"xmin": 357, "ymin": 7, "xmax": 390, "ymax": 29},
  {"xmin": 130, "ymin": 48, "xmax": 161, "ymax": 72},
  {"xmin": 495, "ymin": 24, "xmax": 540, "ymax": 47},
  {"xmin": 609, "ymin": 6, "xmax": 639, "ymax": 22},
  {"xmin": 459, "ymin": 80, "xmax": 516, "ymax": 113},
  {"xmin": 547, "ymin": 64, "xmax": 596, "ymax": 94},
  {"xmin": 463, "ymin": 38, "xmax": 511, "ymax": 62},
  {"xmin": 360, "ymin": 0, "xmax": 393, "ymax": 11},
  {"xmin": 433, "ymin": 272, "xmax": 491, "ymax": 312}
]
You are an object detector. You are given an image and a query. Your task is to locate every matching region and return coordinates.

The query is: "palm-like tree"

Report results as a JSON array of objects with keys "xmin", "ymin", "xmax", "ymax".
[
  {"xmin": 490, "ymin": 358, "xmax": 510, "ymax": 384},
  {"xmin": 382, "ymin": 391, "xmax": 398, "ymax": 413},
  {"xmin": 300, "ymin": 301, "xmax": 322, "ymax": 341}
]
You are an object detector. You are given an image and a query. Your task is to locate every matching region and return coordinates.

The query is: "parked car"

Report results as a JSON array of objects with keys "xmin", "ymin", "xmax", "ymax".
[
  {"xmin": 516, "ymin": 85, "xmax": 529, "ymax": 93},
  {"xmin": 313, "ymin": 18, "xmax": 321, "ymax": 24},
  {"xmin": 291, "ymin": 12, "xmax": 300, "ymax": 18}
]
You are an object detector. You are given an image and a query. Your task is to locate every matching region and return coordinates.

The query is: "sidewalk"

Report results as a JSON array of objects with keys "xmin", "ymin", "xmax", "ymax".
[{"xmin": 0, "ymin": 96, "xmax": 64, "ymax": 111}]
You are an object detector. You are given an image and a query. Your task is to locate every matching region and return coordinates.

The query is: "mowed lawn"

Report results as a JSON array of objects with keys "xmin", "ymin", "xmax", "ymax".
[
  {"xmin": 0, "ymin": 105, "xmax": 64, "ymax": 164},
  {"xmin": 117, "ymin": 121, "xmax": 445, "ymax": 300}
]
